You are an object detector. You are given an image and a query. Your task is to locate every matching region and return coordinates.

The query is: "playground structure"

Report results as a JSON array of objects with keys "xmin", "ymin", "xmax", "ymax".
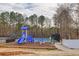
[
  {"xmin": 17, "ymin": 26, "xmax": 79, "ymax": 50},
  {"xmin": 17, "ymin": 26, "xmax": 34, "ymax": 44},
  {"xmin": 17, "ymin": 26, "xmax": 52, "ymax": 44}
]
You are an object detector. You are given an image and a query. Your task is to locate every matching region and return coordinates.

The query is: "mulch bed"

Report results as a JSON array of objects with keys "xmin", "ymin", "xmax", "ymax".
[
  {"xmin": 0, "ymin": 51, "xmax": 35, "ymax": 56},
  {"xmin": 6, "ymin": 42, "xmax": 56, "ymax": 49},
  {"xmin": 0, "ymin": 42, "xmax": 56, "ymax": 49}
]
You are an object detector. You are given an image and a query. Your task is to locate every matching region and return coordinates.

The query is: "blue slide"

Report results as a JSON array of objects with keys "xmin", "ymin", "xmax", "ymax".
[
  {"xmin": 17, "ymin": 32, "xmax": 26, "ymax": 44},
  {"xmin": 18, "ymin": 35, "xmax": 34, "ymax": 44},
  {"xmin": 17, "ymin": 36, "xmax": 25, "ymax": 44},
  {"xmin": 17, "ymin": 31, "xmax": 34, "ymax": 44}
]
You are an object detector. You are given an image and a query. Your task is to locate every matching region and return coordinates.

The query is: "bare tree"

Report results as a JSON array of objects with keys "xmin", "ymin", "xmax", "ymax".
[
  {"xmin": 70, "ymin": 3, "xmax": 79, "ymax": 39},
  {"xmin": 53, "ymin": 4, "xmax": 73, "ymax": 39}
]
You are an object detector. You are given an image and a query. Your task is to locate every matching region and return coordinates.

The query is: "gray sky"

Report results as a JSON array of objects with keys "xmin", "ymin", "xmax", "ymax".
[{"xmin": 0, "ymin": 3, "xmax": 58, "ymax": 19}]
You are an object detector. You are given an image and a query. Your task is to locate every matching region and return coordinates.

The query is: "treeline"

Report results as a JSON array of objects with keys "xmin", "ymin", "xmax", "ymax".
[
  {"xmin": 0, "ymin": 3, "xmax": 79, "ymax": 39},
  {"xmin": 0, "ymin": 11, "xmax": 52, "ymax": 37}
]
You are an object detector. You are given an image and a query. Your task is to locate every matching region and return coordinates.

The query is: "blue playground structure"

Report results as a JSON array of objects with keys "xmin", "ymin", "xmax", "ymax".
[{"xmin": 17, "ymin": 26, "xmax": 34, "ymax": 44}]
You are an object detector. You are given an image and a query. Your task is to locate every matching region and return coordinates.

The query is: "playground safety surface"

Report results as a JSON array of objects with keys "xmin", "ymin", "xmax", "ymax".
[{"xmin": 0, "ymin": 42, "xmax": 79, "ymax": 56}]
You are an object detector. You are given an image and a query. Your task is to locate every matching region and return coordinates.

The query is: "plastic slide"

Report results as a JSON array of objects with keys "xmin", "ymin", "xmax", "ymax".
[
  {"xmin": 17, "ymin": 36, "xmax": 25, "ymax": 44},
  {"xmin": 17, "ymin": 32, "xmax": 26, "ymax": 44}
]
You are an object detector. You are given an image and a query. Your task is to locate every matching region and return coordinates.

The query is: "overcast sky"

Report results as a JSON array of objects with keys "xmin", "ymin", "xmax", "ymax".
[{"xmin": 0, "ymin": 3, "xmax": 58, "ymax": 19}]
